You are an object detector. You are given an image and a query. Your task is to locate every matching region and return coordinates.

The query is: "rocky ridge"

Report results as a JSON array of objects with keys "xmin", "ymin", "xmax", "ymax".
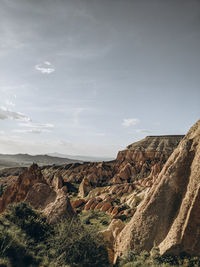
[
  {"xmin": 0, "ymin": 135, "xmax": 183, "ymax": 222},
  {"xmin": 114, "ymin": 120, "xmax": 200, "ymax": 261},
  {"xmin": 0, "ymin": 163, "xmax": 74, "ymax": 223},
  {"xmin": 15, "ymin": 135, "xmax": 179, "ymax": 228}
]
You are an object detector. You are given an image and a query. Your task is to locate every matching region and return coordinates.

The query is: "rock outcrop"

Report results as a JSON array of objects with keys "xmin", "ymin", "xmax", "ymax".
[
  {"xmin": 42, "ymin": 188, "xmax": 75, "ymax": 224},
  {"xmin": 114, "ymin": 120, "xmax": 200, "ymax": 261},
  {"xmin": 0, "ymin": 163, "xmax": 45, "ymax": 212},
  {"xmin": 0, "ymin": 135, "xmax": 184, "ymax": 226},
  {"xmin": 42, "ymin": 135, "xmax": 183, "ymax": 198},
  {"xmin": 0, "ymin": 163, "xmax": 75, "ymax": 223},
  {"xmin": 101, "ymin": 219, "xmax": 125, "ymax": 263}
]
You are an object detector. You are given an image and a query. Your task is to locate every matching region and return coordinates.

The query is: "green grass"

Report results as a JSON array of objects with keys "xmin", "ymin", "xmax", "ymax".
[
  {"xmin": 0, "ymin": 202, "xmax": 109, "ymax": 267},
  {"xmin": 118, "ymin": 250, "xmax": 200, "ymax": 267},
  {"xmin": 79, "ymin": 210, "xmax": 111, "ymax": 230}
]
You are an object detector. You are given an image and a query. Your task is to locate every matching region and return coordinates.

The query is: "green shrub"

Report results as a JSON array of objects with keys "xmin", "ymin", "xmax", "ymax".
[
  {"xmin": 5, "ymin": 202, "xmax": 51, "ymax": 242},
  {"xmin": 118, "ymin": 249, "xmax": 200, "ymax": 267},
  {"xmin": 48, "ymin": 217, "xmax": 109, "ymax": 267},
  {"xmin": 79, "ymin": 210, "xmax": 111, "ymax": 230},
  {"xmin": 0, "ymin": 226, "xmax": 39, "ymax": 266}
]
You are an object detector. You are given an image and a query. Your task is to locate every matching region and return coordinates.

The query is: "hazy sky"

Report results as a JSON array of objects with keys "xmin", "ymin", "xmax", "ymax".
[{"xmin": 0, "ymin": 0, "xmax": 200, "ymax": 157}]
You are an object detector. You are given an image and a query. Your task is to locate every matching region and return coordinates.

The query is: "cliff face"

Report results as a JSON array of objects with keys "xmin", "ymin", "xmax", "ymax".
[
  {"xmin": 42, "ymin": 135, "xmax": 183, "ymax": 198},
  {"xmin": 113, "ymin": 135, "xmax": 184, "ymax": 186},
  {"xmin": 114, "ymin": 120, "xmax": 200, "ymax": 260}
]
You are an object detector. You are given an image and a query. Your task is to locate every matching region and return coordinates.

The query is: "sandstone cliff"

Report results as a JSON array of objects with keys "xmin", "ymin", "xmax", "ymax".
[{"xmin": 114, "ymin": 120, "xmax": 200, "ymax": 260}]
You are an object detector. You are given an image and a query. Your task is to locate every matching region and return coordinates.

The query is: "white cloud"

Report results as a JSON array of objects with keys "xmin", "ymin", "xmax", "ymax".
[
  {"xmin": 13, "ymin": 129, "xmax": 41, "ymax": 134},
  {"xmin": 0, "ymin": 106, "xmax": 30, "ymax": 122},
  {"xmin": 122, "ymin": 118, "xmax": 140, "ymax": 127},
  {"xmin": 44, "ymin": 61, "xmax": 51, "ymax": 66},
  {"xmin": 135, "ymin": 129, "xmax": 152, "ymax": 134},
  {"xmin": 19, "ymin": 122, "xmax": 54, "ymax": 129},
  {"xmin": 6, "ymin": 100, "xmax": 15, "ymax": 107},
  {"xmin": 35, "ymin": 61, "xmax": 55, "ymax": 74},
  {"xmin": 12, "ymin": 129, "xmax": 51, "ymax": 134}
]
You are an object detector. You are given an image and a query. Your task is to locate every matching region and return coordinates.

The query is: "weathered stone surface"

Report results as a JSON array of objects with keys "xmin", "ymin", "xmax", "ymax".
[
  {"xmin": 52, "ymin": 175, "xmax": 63, "ymax": 191},
  {"xmin": 78, "ymin": 177, "xmax": 92, "ymax": 197},
  {"xmin": 42, "ymin": 189, "xmax": 75, "ymax": 224},
  {"xmin": 101, "ymin": 219, "xmax": 125, "ymax": 264},
  {"xmin": 84, "ymin": 198, "xmax": 95, "ymax": 210},
  {"xmin": 25, "ymin": 183, "xmax": 56, "ymax": 210},
  {"xmin": 0, "ymin": 135, "xmax": 184, "ymax": 230},
  {"xmin": 101, "ymin": 202, "xmax": 112, "ymax": 212},
  {"xmin": 41, "ymin": 136, "xmax": 183, "ymax": 199},
  {"xmin": 114, "ymin": 120, "xmax": 200, "ymax": 260},
  {"xmin": 71, "ymin": 199, "xmax": 86, "ymax": 209},
  {"xmin": 0, "ymin": 163, "xmax": 75, "ymax": 224},
  {"xmin": 0, "ymin": 163, "xmax": 45, "ymax": 212}
]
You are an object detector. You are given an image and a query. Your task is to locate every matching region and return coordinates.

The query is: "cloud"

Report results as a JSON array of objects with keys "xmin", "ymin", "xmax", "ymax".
[
  {"xmin": 13, "ymin": 129, "xmax": 41, "ymax": 134},
  {"xmin": 35, "ymin": 61, "xmax": 55, "ymax": 74},
  {"xmin": 0, "ymin": 106, "xmax": 30, "ymax": 122},
  {"xmin": 19, "ymin": 122, "xmax": 54, "ymax": 129},
  {"xmin": 122, "ymin": 118, "xmax": 140, "ymax": 127},
  {"xmin": 135, "ymin": 129, "xmax": 152, "ymax": 134},
  {"xmin": 44, "ymin": 61, "xmax": 51, "ymax": 66},
  {"xmin": 6, "ymin": 100, "xmax": 15, "ymax": 107},
  {"xmin": 12, "ymin": 129, "xmax": 51, "ymax": 134}
]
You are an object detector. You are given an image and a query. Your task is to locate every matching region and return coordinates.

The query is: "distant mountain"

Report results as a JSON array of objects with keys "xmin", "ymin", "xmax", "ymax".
[
  {"xmin": 47, "ymin": 152, "xmax": 114, "ymax": 162},
  {"xmin": 0, "ymin": 153, "xmax": 82, "ymax": 169}
]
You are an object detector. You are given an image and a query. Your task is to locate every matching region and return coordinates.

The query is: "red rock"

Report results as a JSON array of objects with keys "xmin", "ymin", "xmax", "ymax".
[
  {"xmin": 84, "ymin": 198, "xmax": 95, "ymax": 210},
  {"xmin": 107, "ymin": 206, "xmax": 113, "ymax": 214},
  {"xmin": 0, "ymin": 164, "xmax": 45, "ymax": 212},
  {"xmin": 90, "ymin": 201, "xmax": 98, "ymax": 210},
  {"xmin": 95, "ymin": 202, "xmax": 104, "ymax": 210},
  {"xmin": 71, "ymin": 199, "xmax": 85, "ymax": 209},
  {"xmin": 112, "ymin": 206, "xmax": 119, "ymax": 216},
  {"xmin": 101, "ymin": 202, "xmax": 112, "ymax": 212}
]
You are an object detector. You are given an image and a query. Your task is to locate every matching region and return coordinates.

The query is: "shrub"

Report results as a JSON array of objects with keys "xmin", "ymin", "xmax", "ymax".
[
  {"xmin": 0, "ymin": 203, "xmax": 49, "ymax": 266},
  {"xmin": 48, "ymin": 217, "xmax": 109, "ymax": 267},
  {"xmin": 118, "ymin": 249, "xmax": 200, "ymax": 267},
  {"xmin": 0, "ymin": 225, "xmax": 39, "ymax": 266},
  {"xmin": 5, "ymin": 202, "xmax": 51, "ymax": 242}
]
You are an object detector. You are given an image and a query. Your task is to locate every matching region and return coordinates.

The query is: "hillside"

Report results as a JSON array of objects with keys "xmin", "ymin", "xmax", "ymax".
[{"xmin": 0, "ymin": 153, "xmax": 82, "ymax": 169}]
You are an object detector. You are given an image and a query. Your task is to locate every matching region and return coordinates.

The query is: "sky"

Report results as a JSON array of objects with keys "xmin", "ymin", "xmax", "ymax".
[{"xmin": 0, "ymin": 0, "xmax": 200, "ymax": 157}]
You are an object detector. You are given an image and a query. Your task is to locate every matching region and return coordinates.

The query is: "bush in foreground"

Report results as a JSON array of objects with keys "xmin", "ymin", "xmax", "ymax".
[
  {"xmin": 0, "ymin": 203, "xmax": 109, "ymax": 267},
  {"xmin": 48, "ymin": 218, "xmax": 109, "ymax": 267},
  {"xmin": 118, "ymin": 250, "xmax": 200, "ymax": 267}
]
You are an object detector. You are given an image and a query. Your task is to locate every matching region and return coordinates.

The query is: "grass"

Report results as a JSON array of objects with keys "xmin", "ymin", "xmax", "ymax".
[
  {"xmin": 0, "ymin": 202, "xmax": 109, "ymax": 267},
  {"xmin": 118, "ymin": 250, "xmax": 200, "ymax": 267},
  {"xmin": 79, "ymin": 210, "xmax": 111, "ymax": 230}
]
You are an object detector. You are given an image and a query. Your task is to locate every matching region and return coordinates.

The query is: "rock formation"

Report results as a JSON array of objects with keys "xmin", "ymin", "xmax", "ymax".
[
  {"xmin": 0, "ymin": 163, "xmax": 74, "ymax": 223},
  {"xmin": 42, "ymin": 135, "xmax": 183, "ymax": 198},
  {"xmin": 114, "ymin": 120, "xmax": 200, "ymax": 261},
  {"xmin": 0, "ymin": 135, "xmax": 184, "ymax": 227},
  {"xmin": 0, "ymin": 163, "xmax": 45, "ymax": 212},
  {"xmin": 42, "ymin": 188, "xmax": 75, "ymax": 224}
]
